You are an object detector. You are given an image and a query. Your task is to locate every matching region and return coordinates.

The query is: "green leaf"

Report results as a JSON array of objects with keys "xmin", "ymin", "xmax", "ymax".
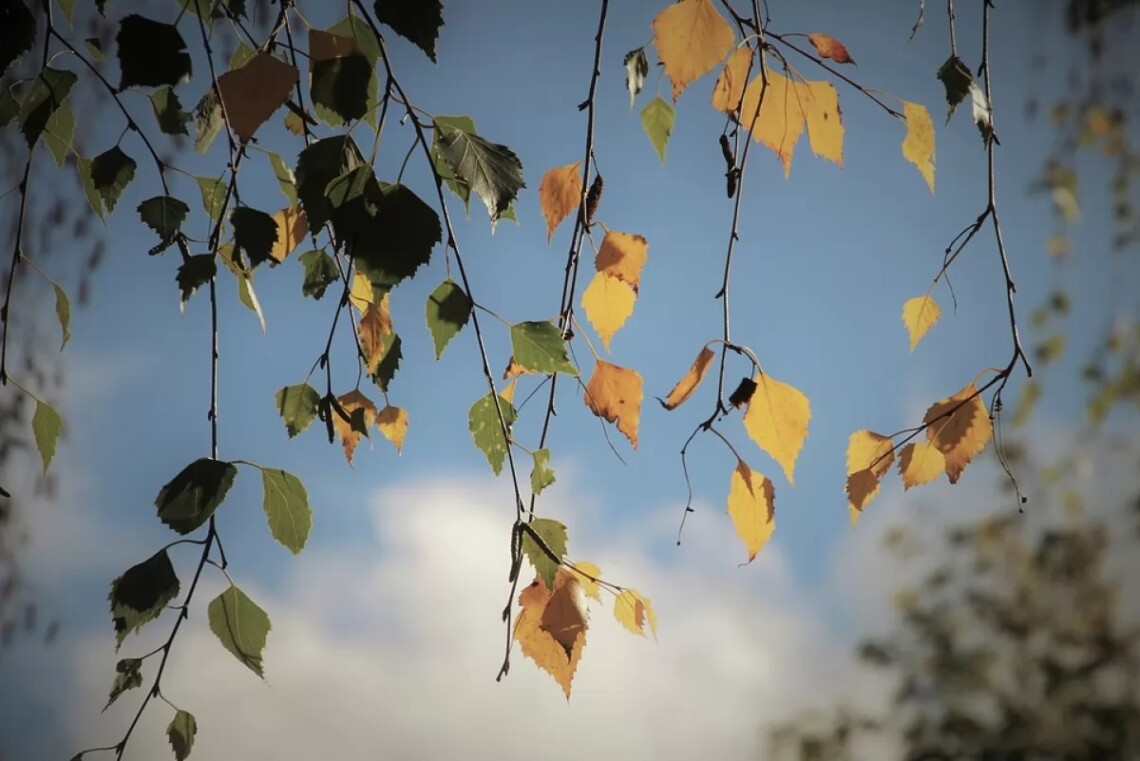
[
  {"xmin": 0, "ymin": 0, "xmax": 36, "ymax": 76},
  {"xmin": 84, "ymin": 37, "xmax": 106, "ymax": 60},
  {"xmin": 109, "ymin": 549, "xmax": 180, "ymax": 648},
  {"xmin": 425, "ymin": 280, "xmax": 471, "ymax": 359},
  {"xmin": 53, "ymin": 283, "xmax": 71, "ymax": 350},
  {"xmin": 166, "ymin": 710, "xmax": 197, "ymax": 761},
  {"xmin": 116, "ymin": 15, "xmax": 192, "ymax": 90},
  {"xmin": 76, "ymin": 157, "xmax": 105, "ymax": 219},
  {"xmin": 371, "ymin": 333, "xmax": 402, "ymax": 392},
  {"xmin": 299, "ymin": 249, "xmax": 338, "ymax": 299},
  {"xmin": 154, "ymin": 457, "xmax": 238, "ymax": 535},
  {"xmin": 195, "ymin": 175, "xmax": 227, "ymax": 221},
  {"xmin": 42, "ymin": 103, "xmax": 75, "ymax": 165},
  {"xmin": 468, "ymin": 392, "xmax": 517, "ymax": 476},
  {"xmin": 235, "ymin": 270, "xmax": 266, "ymax": 332},
  {"xmin": 324, "ymin": 164, "xmax": 384, "ymax": 244},
  {"xmin": 295, "ymin": 135, "xmax": 365, "ymax": 229},
  {"xmin": 431, "ymin": 115, "xmax": 473, "ymax": 212},
  {"xmin": 32, "ymin": 399, "xmax": 63, "ymax": 474},
  {"xmin": 624, "ymin": 47, "xmax": 649, "ymax": 109},
  {"xmin": 91, "ymin": 147, "xmax": 137, "ymax": 214},
  {"xmin": 937, "ymin": 55, "xmax": 972, "ymax": 125},
  {"xmin": 265, "ymin": 151, "xmax": 298, "ymax": 204},
  {"xmin": 229, "ymin": 40, "xmax": 256, "ymax": 69},
  {"xmin": 207, "ymin": 584, "xmax": 271, "ymax": 678},
  {"xmin": 373, "ymin": 0, "xmax": 443, "ymax": 62},
  {"xmin": 18, "ymin": 67, "xmax": 78, "ymax": 148},
  {"xmin": 193, "ymin": 87, "xmax": 223, "ymax": 154},
  {"xmin": 176, "ymin": 254, "xmax": 216, "ymax": 311},
  {"xmin": 150, "ymin": 86, "xmax": 191, "ymax": 135},
  {"xmin": 275, "ymin": 383, "xmax": 321, "ymax": 437},
  {"xmin": 260, "ymin": 468, "xmax": 311, "ymax": 554},
  {"xmin": 530, "ymin": 448, "xmax": 556, "ymax": 496},
  {"xmin": 521, "ymin": 517, "xmax": 567, "ymax": 590},
  {"xmin": 641, "ymin": 96, "xmax": 674, "ymax": 164},
  {"xmin": 137, "ymin": 196, "xmax": 189, "ymax": 251},
  {"xmin": 352, "ymin": 182, "xmax": 441, "ymax": 289},
  {"xmin": 104, "ymin": 658, "xmax": 143, "ymax": 711},
  {"xmin": 433, "ymin": 116, "xmax": 525, "ymax": 228},
  {"xmin": 327, "ymin": 15, "xmax": 381, "ymax": 128},
  {"xmin": 509, "ymin": 321, "xmax": 577, "ymax": 376},
  {"xmin": 230, "ymin": 207, "xmax": 279, "ymax": 269},
  {"xmin": 311, "ymin": 52, "xmax": 372, "ymax": 126}
]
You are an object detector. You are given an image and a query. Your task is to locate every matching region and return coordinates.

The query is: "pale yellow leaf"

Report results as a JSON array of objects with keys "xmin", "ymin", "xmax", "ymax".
[
  {"xmin": 376, "ymin": 404, "xmax": 408, "ymax": 453},
  {"xmin": 845, "ymin": 429, "xmax": 895, "ymax": 516},
  {"xmin": 727, "ymin": 460, "xmax": 776, "ymax": 562},
  {"xmin": 358, "ymin": 295, "xmax": 392, "ymax": 374},
  {"xmin": 740, "ymin": 66, "xmax": 804, "ymax": 177},
  {"xmin": 922, "ymin": 382, "xmax": 992, "ymax": 483},
  {"xmin": 711, "ymin": 46, "xmax": 753, "ymax": 114},
  {"xmin": 270, "ymin": 206, "xmax": 308, "ymax": 263},
  {"xmin": 898, "ymin": 441, "xmax": 945, "ymax": 490},
  {"xmin": 651, "ymin": 0, "xmax": 735, "ymax": 102},
  {"xmin": 902, "ymin": 294, "xmax": 941, "ymax": 351},
  {"xmin": 581, "ymin": 272, "xmax": 635, "ymax": 352},
  {"xmin": 902, "ymin": 101, "xmax": 936, "ymax": 193},
  {"xmin": 349, "ymin": 272, "xmax": 373, "ymax": 313},
  {"xmin": 514, "ymin": 571, "xmax": 587, "ymax": 699},
  {"xmin": 595, "ymin": 231, "xmax": 648, "ymax": 292},
  {"xmin": 332, "ymin": 389, "xmax": 378, "ymax": 466},
  {"xmin": 661, "ymin": 346, "xmax": 715, "ymax": 410},
  {"xmin": 217, "ymin": 52, "xmax": 299, "ymax": 144},
  {"xmin": 539, "ymin": 162, "xmax": 583, "ymax": 242},
  {"xmin": 800, "ymin": 80, "xmax": 844, "ymax": 167},
  {"xmin": 568, "ymin": 561, "xmax": 602, "ymax": 601},
  {"xmin": 742, "ymin": 372, "xmax": 811, "ymax": 486},
  {"xmin": 583, "ymin": 360, "xmax": 643, "ymax": 449},
  {"xmin": 614, "ymin": 588, "xmax": 657, "ymax": 639},
  {"xmin": 807, "ymin": 33, "xmax": 856, "ymax": 64},
  {"xmin": 500, "ymin": 377, "xmax": 519, "ymax": 405}
]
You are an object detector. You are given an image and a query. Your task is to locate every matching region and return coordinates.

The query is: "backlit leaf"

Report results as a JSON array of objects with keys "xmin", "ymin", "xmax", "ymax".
[
  {"xmin": 109, "ymin": 549, "xmax": 179, "ymax": 648},
  {"xmin": 641, "ymin": 96, "xmax": 675, "ymax": 164},
  {"xmin": 661, "ymin": 346, "xmax": 715, "ymax": 410},
  {"xmin": 651, "ymin": 0, "xmax": 734, "ymax": 101},
  {"xmin": 260, "ymin": 467, "xmax": 311, "ymax": 554},
  {"xmin": 149, "ymin": 86, "xmax": 190, "ymax": 136},
  {"xmin": 899, "ymin": 441, "xmax": 944, "ymax": 490},
  {"xmin": 137, "ymin": 196, "xmax": 189, "ymax": 249},
  {"xmin": 91, "ymin": 147, "xmax": 137, "ymax": 214},
  {"xmin": 217, "ymin": 52, "xmax": 299, "ymax": 143},
  {"xmin": 539, "ymin": 162, "xmax": 582, "ymax": 242},
  {"xmin": 32, "ymin": 399, "xmax": 63, "ymax": 474},
  {"xmin": 116, "ymin": 16, "xmax": 191, "ymax": 90},
  {"xmin": 433, "ymin": 116, "xmax": 525, "ymax": 228},
  {"xmin": 468, "ymin": 392, "xmax": 517, "ymax": 475},
  {"xmin": 358, "ymin": 297, "xmax": 393, "ymax": 375},
  {"xmin": 376, "ymin": 405, "xmax": 408, "ymax": 453},
  {"xmin": 18, "ymin": 67, "xmax": 76, "ymax": 148},
  {"xmin": 583, "ymin": 360, "xmax": 643, "ymax": 449},
  {"xmin": 568, "ymin": 562, "xmax": 601, "ymax": 601},
  {"xmin": 531, "ymin": 448, "xmax": 556, "ymax": 495},
  {"xmin": 207, "ymin": 584, "xmax": 271, "ymax": 678},
  {"xmin": 371, "ymin": 334, "xmax": 402, "ymax": 393},
  {"xmin": 195, "ymin": 175, "xmax": 227, "ymax": 222},
  {"xmin": 332, "ymin": 390, "xmax": 377, "ymax": 466},
  {"xmin": 801, "ymin": 79, "xmax": 844, "ymax": 167},
  {"xmin": 902, "ymin": 294, "xmax": 941, "ymax": 351},
  {"xmin": 522, "ymin": 517, "xmax": 568, "ymax": 590},
  {"xmin": 808, "ymin": 33, "xmax": 855, "ymax": 64},
  {"xmin": 581, "ymin": 273, "xmax": 635, "ymax": 352},
  {"xmin": 275, "ymin": 383, "xmax": 320, "ymax": 438},
  {"xmin": 902, "ymin": 101, "xmax": 936, "ymax": 193},
  {"xmin": 300, "ymin": 249, "xmax": 338, "ymax": 300},
  {"xmin": 53, "ymin": 284, "xmax": 70, "ymax": 350},
  {"xmin": 727, "ymin": 460, "xmax": 776, "ymax": 562},
  {"xmin": 373, "ymin": 0, "xmax": 443, "ymax": 62},
  {"xmin": 77, "ymin": 156, "xmax": 106, "ymax": 218},
  {"xmin": 510, "ymin": 321, "xmax": 577, "ymax": 376},
  {"xmin": 741, "ymin": 67, "xmax": 804, "ymax": 177},
  {"xmin": 711, "ymin": 46, "xmax": 752, "ymax": 115},
  {"xmin": 265, "ymin": 151, "xmax": 298, "ymax": 204},
  {"xmin": 514, "ymin": 572, "xmax": 586, "ymax": 699},
  {"xmin": 425, "ymin": 280, "xmax": 472, "ymax": 359},
  {"xmin": 193, "ymin": 87, "xmax": 223, "ymax": 154},
  {"xmin": 845, "ymin": 429, "xmax": 895, "ymax": 521},
  {"xmin": 269, "ymin": 207, "xmax": 307, "ymax": 263},
  {"xmin": 623, "ymin": 47, "xmax": 649, "ymax": 108},
  {"xmin": 166, "ymin": 710, "xmax": 196, "ymax": 761},
  {"xmin": 595, "ymin": 230, "xmax": 649, "ymax": 292},
  {"xmin": 42, "ymin": 102, "xmax": 75, "ymax": 165},
  {"xmin": 614, "ymin": 588, "xmax": 656, "ymax": 639},
  {"xmin": 742, "ymin": 372, "xmax": 811, "ymax": 486},
  {"xmin": 154, "ymin": 458, "xmax": 238, "ymax": 535},
  {"xmin": 922, "ymin": 382, "xmax": 992, "ymax": 483},
  {"xmin": 105, "ymin": 658, "xmax": 143, "ymax": 711}
]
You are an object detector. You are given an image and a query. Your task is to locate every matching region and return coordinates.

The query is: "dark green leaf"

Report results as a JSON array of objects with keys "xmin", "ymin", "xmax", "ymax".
[
  {"xmin": 433, "ymin": 116, "xmax": 524, "ymax": 228},
  {"xmin": 150, "ymin": 86, "xmax": 191, "ymax": 135},
  {"xmin": 109, "ymin": 549, "xmax": 180, "ymax": 648},
  {"xmin": 167, "ymin": 710, "xmax": 196, "ymax": 761},
  {"xmin": 937, "ymin": 56, "xmax": 973, "ymax": 125},
  {"xmin": 116, "ymin": 15, "xmax": 192, "ymax": 90},
  {"xmin": 91, "ymin": 147, "xmax": 137, "ymax": 214},
  {"xmin": 352, "ymin": 182, "xmax": 441, "ymax": 289},
  {"xmin": 53, "ymin": 283, "xmax": 71, "ymax": 350},
  {"xmin": 641, "ymin": 96, "xmax": 674, "ymax": 164},
  {"xmin": 468, "ymin": 392, "xmax": 517, "ymax": 476},
  {"xmin": 425, "ymin": 280, "xmax": 471, "ymax": 359},
  {"xmin": 260, "ymin": 468, "xmax": 311, "ymax": 554},
  {"xmin": 18, "ymin": 67, "xmax": 78, "ymax": 148},
  {"xmin": 373, "ymin": 0, "xmax": 443, "ymax": 62},
  {"xmin": 154, "ymin": 457, "xmax": 238, "ymax": 535},
  {"xmin": 327, "ymin": 15, "xmax": 381, "ymax": 127},
  {"xmin": 311, "ymin": 53, "xmax": 372, "ymax": 126},
  {"xmin": 177, "ymin": 254, "xmax": 216, "ymax": 309},
  {"xmin": 76, "ymin": 157, "xmax": 105, "ymax": 218},
  {"xmin": 230, "ymin": 207, "xmax": 278, "ymax": 269},
  {"xmin": 325, "ymin": 164, "xmax": 384, "ymax": 244},
  {"xmin": 521, "ymin": 517, "xmax": 567, "ymax": 590},
  {"xmin": 207, "ymin": 584, "xmax": 270, "ymax": 678},
  {"xmin": 509, "ymin": 321, "xmax": 577, "ymax": 376},
  {"xmin": 299, "ymin": 249, "xmax": 338, "ymax": 299},
  {"xmin": 84, "ymin": 37, "xmax": 105, "ymax": 60},
  {"xmin": 530, "ymin": 448, "xmax": 556, "ymax": 496},
  {"xmin": 431, "ymin": 115, "xmax": 473, "ymax": 212},
  {"xmin": 371, "ymin": 333, "xmax": 401, "ymax": 392},
  {"xmin": 104, "ymin": 658, "xmax": 143, "ymax": 711},
  {"xmin": 32, "ymin": 399, "xmax": 63, "ymax": 474},
  {"xmin": 42, "ymin": 103, "xmax": 75, "ymax": 165},
  {"xmin": 137, "ymin": 196, "xmax": 189, "ymax": 252},
  {"xmin": 295, "ymin": 135, "xmax": 365, "ymax": 229},
  {"xmin": 275, "ymin": 383, "xmax": 321, "ymax": 437},
  {"xmin": 195, "ymin": 175, "xmax": 227, "ymax": 221},
  {"xmin": 193, "ymin": 87, "xmax": 223, "ymax": 154},
  {"xmin": 265, "ymin": 151, "xmax": 297, "ymax": 204},
  {"xmin": 0, "ymin": 0, "xmax": 36, "ymax": 76}
]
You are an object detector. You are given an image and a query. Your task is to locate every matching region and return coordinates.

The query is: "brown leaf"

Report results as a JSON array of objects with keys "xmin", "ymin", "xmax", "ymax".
[
  {"xmin": 514, "ymin": 570, "xmax": 588, "ymax": 699},
  {"xmin": 807, "ymin": 33, "xmax": 856, "ymax": 64},
  {"xmin": 217, "ymin": 52, "xmax": 299, "ymax": 144}
]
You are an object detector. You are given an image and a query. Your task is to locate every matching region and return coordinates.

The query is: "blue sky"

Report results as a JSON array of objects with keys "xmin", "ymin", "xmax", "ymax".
[{"xmin": 1, "ymin": 0, "xmax": 1136, "ymax": 758}]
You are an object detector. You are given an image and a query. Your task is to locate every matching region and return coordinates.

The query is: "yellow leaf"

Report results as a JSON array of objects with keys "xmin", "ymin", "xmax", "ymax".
[
  {"xmin": 614, "ymin": 588, "xmax": 657, "ymax": 639},
  {"xmin": 514, "ymin": 571, "xmax": 587, "ymax": 699},
  {"xmin": 845, "ymin": 429, "xmax": 895, "ymax": 517},
  {"xmin": 902, "ymin": 294, "xmax": 941, "ymax": 351},
  {"xmin": 727, "ymin": 460, "xmax": 776, "ymax": 562},
  {"xmin": 902, "ymin": 101, "xmax": 936, "ymax": 193},
  {"xmin": 922, "ymin": 382, "xmax": 992, "ymax": 483},
  {"xmin": 651, "ymin": 0, "xmax": 735, "ymax": 102},
  {"xmin": 376, "ymin": 404, "xmax": 408, "ymax": 453},
  {"xmin": 349, "ymin": 272, "xmax": 373, "ymax": 313},
  {"xmin": 500, "ymin": 377, "xmax": 519, "ymax": 405},
  {"xmin": 742, "ymin": 372, "xmax": 811, "ymax": 486},
  {"xmin": 898, "ymin": 441, "xmax": 945, "ymax": 490},
  {"xmin": 807, "ymin": 33, "xmax": 856, "ymax": 64},
  {"xmin": 270, "ymin": 207, "xmax": 308, "ymax": 263},
  {"xmin": 711, "ymin": 46, "xmax": 753, "ymax": 114},
  {"xmin": 740, "ymin": 67, "xmax": 805, "ymax": 177},
  {"xmin": 583, "ymin": 360, "xmax": 644, "ymax": 449},
  {"xmin": 568, "ymin": 561, "xmax": 602, "ymax": 601},
  {"xmin": 539, "ymin": 162, "xmax": 583, "ymax": 242},
  {"xmin": 217, "ymin": 52, "xmax": 299, "ymax": 144},
  {"xmin": 800, "ymin": 80, "xmax": 844, "ymax": 167},
  {"xmin": 661, "ymin": 346, "xmax": 715, "ymax": 410},
  {"xmin": 595, "ymin": 231, "xmax": 648, "ymax": 292},
  {"xmin": 358, "ymin": 295, "xmax": 392, "ymax": 374},
  {"xmin": 332, "ymin": 389, "xmax": 378, "ymax": 466},
  {"xmin": 581, "ymin": 273, "xmax": 635, "ymax": 352}
]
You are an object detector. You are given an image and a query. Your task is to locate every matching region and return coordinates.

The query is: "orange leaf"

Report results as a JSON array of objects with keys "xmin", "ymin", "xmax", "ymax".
[
  {"xmin": 902, "ymin": 294, "xmax": 941, "ymax": 351},
  {"xmin": 514, "ymin": 570, "xmax": 588, "ymax": 699},
  {"xmin": 922, "ymin": 383, "xmax": 992, "ymax": 483},
  {"xmin": 740, "ymin": 66, "xmax": 805, "ymax": 177},
  {"xmin": 581, "ymin": 272, "xmax": 635, "ymax": 352},
  {"xmin": 539, "ymin": 162, "xmax": 583, "ymax": 242},
  {"xmin": 742, "ymin": 372, "xmax": 811, "ymax": 486},
  {"xmin": 711, "ymin": 45, "xmax": 753, "ymax": 115},
  {"xmin": 845, "ymin": 429, "xmax": 895, "ymax": 519},
  {"xmin": 614, "ymin": 588, "xmax": 657, "ymax": 639},
  {"xmin": 332, "ymin": 389, "xmax": 378, "ymax": 466},
  {"xmin": 727, "ymin": 459, "xmax": 776, "ymax": 562},
  {"xmin": 502, "ymin": 356, "xmax": 525, "ymax": 380},
  {"xmin": 898, "ymin": 441, "xmax": 945, "ymax": 490},
  {"xmin": 583, "ymin": 360, "xmax": 644, "ymax": 449},
  {"xmin": 651, "ymin": 0, "xmax": 735, "ymax": 102},
  {"xmin": 800, "ymin": 80, "xmax": 844, "ymax": 167},
  {"xmin": 807, "ymin": 33, "xmax": 856, "ymax": 64},
  {"xmin": 661, "ymin": 346, "xmax": 715, "ymax": 410},
  {"xmin": 217, "ymin": 52, "xmax": 299, "ymax": 144},
  {"xmin": 270, "ymin": 207, "xmax": 308, "ymax": 263},
  {"xmin": 902, "ymin": 101, "xmax": 936, "ymax": 193},
  {"xmin": 595, "ymin": 231, "xmax": 649, "ymax": 293},
  {"xmin": 358, "ymin": 295, "xmax": 393, "ymax": 374},
  {"xmin": 376, "ymin": 404, "xmax": 408, "ymax": 453}
]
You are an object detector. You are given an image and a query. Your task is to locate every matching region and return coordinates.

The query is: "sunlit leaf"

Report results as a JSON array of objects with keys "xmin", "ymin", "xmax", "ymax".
[
  {"xmin": 207, "ymin": 584, "xmax": 271, "ymax": 678},
  {"xmin": 581, "ymin": 273, "xmax": 635, "ymax": 352},
  {"xmin": 53, "ymin": 284, "xmax": 70, "ymax": 350},
  {"xmin": 800, "ymin": 79, "xmax": 844, "ymax": 167},
  {"xmin": 468, "ymin": 392, "xmax": 517, "ymax": 475},
  {"xmin": 711, "ymin": 46, "xmax": 752, "ymax": 115},
  {"xmin": 583, "ymin": 360, "xmax": 643, "ymax": 449},
  {"xmin": 358, "ymin": 297, "xmax": 393, "ymax": 375},
  {"xmin": 595, "ymin": 230, "xmax": 649, "ymax": 292},
  {"xmin": 275, "ymin": 383, "xmax": 321, "ymax": 438},
  {"xmin": 651, "ymin": 0, "xmax": 734, "ymax": 101},
  {"xmin": 845, "ymin": 429, "xmax": 895, "ymax": 521},
  {"xmin": 149, "ymin": 86, "xmax": 191, "ymax": 136},
  {"xmin": 740, "ymin": 66, "xmax": 804, "ymax": 177},
  {"xmin": 260, "ymin": 467, "xmax": 311, "ymax": 554},
  {"xmin": 269, "ymin": 207, "xmax": 307, "ymax": 263},
  {"xmin": 514, "ymin": 571, "xmax": 586, "ymax": 699},
  {"xmin": 539, "ymin": 162, "xmax": 582, "ymax": 242},
  {"xmin": 614, "ymin": 588, "xmax": 656, "ymax": 639},
  {"xmin": 661, "ymin": 346, "xmax": 715, "ymax": 410},
  {"xmin": 742, "ymin": 372, "xmax": 811, "ymax": 486},
  {"xmin": 18, "ymin": 67, "xmax": 76, "ymax": 149},
  {"xmin": 332, "ymin": 390, "xmax": 377, "ymax": 466},
  {"xmin": 195, "ymin": 175, "xmax": 227, "ymax": 222},
  {"xmin": 42, "ymin": 102, "xmax": 75, "ymax": 165},
  {"xmin": 531, "ymin": 448, "xmax": 556, "ymax": 496},
  {"xmin": 376, "ymin": 405, "xmax": 408, "ymax": 453},
  {"xmin": 641, "ymin": 96, "xmax": 675, "ymax": 164},
  {"xmin": 902, "ymin": 294, "xmax": 941, "ymax": 351},
  {"xmin": 166, "ymin": 710, "xmax": 196, "ymax": 761},
  {"xmin": 922, "ymin": 382, "xmax": 992, "ymax": 483},
  {"xmin": 727, "ymin": 460, "xmax": 776, "ymax": 562},
  {"xmin": 808, "ymin": 33, "xmax": 855, "ymax": 64},
  {"xmin": 433, "ymin": 116, "xmax": 525, "ymax": 228},
  {"xmin": 509, "ymin": 321, "xmax": 577, "ymax": 376},
  {"xmin": 522, "ymin": 517, "xmax": 568, "ymax": 590},
  {"xmin": 899, "ymin": 441, "xmax": 944, "ymax": 489},
  {"xmin": 902, "ymin": 101, "xmax": 936, "ymax": 193},
  {"xmin": 568, "ymin": 561, "xmax": 601, "ymax": 601}
]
